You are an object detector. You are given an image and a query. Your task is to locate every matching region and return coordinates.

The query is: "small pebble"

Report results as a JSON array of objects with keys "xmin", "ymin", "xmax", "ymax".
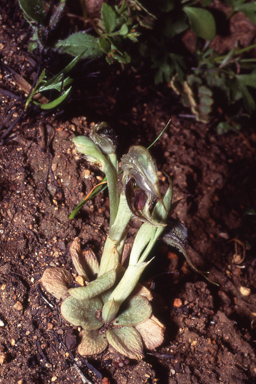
[
  {"xmin": 0, "ymin": 320, "xmax": 4, "ymax": 327},
  {"xmin": 240, "ymin": 286, "xmax": 251, "ymax": 296},
  {"xmin": 13, "ymin": 301, "xmax": 23, "ymax": 311},
  {"xmin": 47, "ymin": 323, "xmax": 53, "ymax": 330},
  {"xmin": 0, "ymin": 352, "xmax": 7, "ymax": 364},
  {"xmin": 173, "ymin": 298, "xmax": 182, "ymax": 308}
]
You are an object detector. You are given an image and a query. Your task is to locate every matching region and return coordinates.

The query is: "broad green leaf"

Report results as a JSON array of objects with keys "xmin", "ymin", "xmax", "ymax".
[
  {"xmin": 78, "ymin": 329, "xmax": 108, "ymax": 355},
  {"xmin": 114, "ymin": 296, "xmax": 152, "ymax": 326},
  {"xmin": 183, "ymin": 6, "xmax": 216, "ymax": 39},
  {"xmin": 107, "ymin": 326, "xmax": 144, "ymax": 359},
  {"xmin": 236, "ymin": 3, "xmax": 256, "ymax": 23},
  {"xmin": 55, "ymin": 32, "xmax": 103, "ymax": 59},
  {"xmin": 101, "ymin": 3, "xmax": 117, "ymax": 33},
  {"xmin": 236, "ymin": 73, "xmax": 256, "ymax": 89},
  {"xmin": 18, "ymin": 0, "xmax": 46, "ymax": 24},
  {"xmin": 98, "ymin": 37, "xmax": 111, "ymax": 53},
  {"xmin": 120, "ymin": 23, "xmax": 129, "ymax": 35},
  {"xmin": 61, "ymin": 296, "xmax": 103, "ymax": 329}
]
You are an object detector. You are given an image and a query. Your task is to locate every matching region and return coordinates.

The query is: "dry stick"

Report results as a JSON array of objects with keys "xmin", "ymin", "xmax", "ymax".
[
  {"xmin": 0, "ymin": 108, "xmax": 16, "ymax": 131},
  {"xmin": 73, "ymin": 364, "xmax": 93, "ymax": 384},
  {"xmin": 0, "ymin": 110, "xmax": 24, "ymax": 141}
]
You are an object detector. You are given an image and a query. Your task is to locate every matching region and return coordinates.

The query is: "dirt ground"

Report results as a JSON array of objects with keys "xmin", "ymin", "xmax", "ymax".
[{"xmin": 1, "ymin": 2, "xmax": 256, "ymax": 384}]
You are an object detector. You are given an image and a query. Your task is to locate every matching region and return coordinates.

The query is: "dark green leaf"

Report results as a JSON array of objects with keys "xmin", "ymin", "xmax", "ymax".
[
  {"xmin": 18, "ymin": 0, "xmax": 46, "ymax": 24},
  {"xmin": 236, "ymin": 73, "xmax": 256, "ymax": 89},
  {"xmin": 98, "ymin": 37, "xmax": 111, "ymax": 53},
  {"xmin": 237, "ymin": 81, "xmax": 256, "ymax": 112},
  {"xmin": 236, "ymin": 3, "xmax": 256, "ymax": 23},
  {"xmin": 101, "ymin": 3, "xmax": 117, "ymax": 33},
  {"xmin": 55, "ymin": 32, "xmax": 103, "ymax": 59},
  {"xmin": 61, "ymin": 296, "xmax": 103, "ymax": 329},
  {"xmin": 37, "ymin": 86, "xmax": 72, "ymax": 109},
  {"xmin": 183, "ymin": 6, "xmax": 216, "ymax": 39}
]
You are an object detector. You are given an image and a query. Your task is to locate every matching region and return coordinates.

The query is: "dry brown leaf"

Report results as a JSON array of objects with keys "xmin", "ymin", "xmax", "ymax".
[
  {"xmin": 40, "ymin": 267, "xmax": 72, "ymax": 300},
  {"xmin": 135, "ymin": 315, "xmax": 165, "ymax": 350}
]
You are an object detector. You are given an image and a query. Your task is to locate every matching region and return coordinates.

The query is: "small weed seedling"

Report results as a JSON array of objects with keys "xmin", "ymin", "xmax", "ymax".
[{"xmin": 41, "ymin": 123, "xmax": 190, "ymax": 359}]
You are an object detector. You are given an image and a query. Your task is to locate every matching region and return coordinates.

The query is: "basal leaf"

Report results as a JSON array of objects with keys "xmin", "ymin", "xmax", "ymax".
[
  {"xmin": 135, "ymin": 315, "xmax": 165, "ymax": 350},
  {"xmin": 183, "ymin": 6, "xmax": 216, "ymax": 39},
  {"xmin": 69, "ymin": 267, "xmax": 117, "ymax": 300},
  {"xmin": 107, "ymin": 326, "xmax": 144, "ymax": 360},
  {"xmin": 114, "ymin": 296, "xmax": 152, "ymax": 326},
  {"xmin": 61, "ymin": 296, "xmax": 102, "ymax": 329},
  {"xmin": 78, "ymin": 329, "xmax": 108, "ymax": 356},
  {"xmin": 55, "ymin": 32, "xmax": 103, "ymax": 59}
]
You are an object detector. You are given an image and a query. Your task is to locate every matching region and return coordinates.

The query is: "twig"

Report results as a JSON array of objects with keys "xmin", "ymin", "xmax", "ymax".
[
  {"xmin": 37, "ymin": 284, "xmax": 55, "ymax": 309},
  {"xmin": 0, "ymin": 110, "xmax": 24, "ymax": 141},
  {"xmin": 0, "ymin": 108, "xmax": 16, "ymax": 131},
  {"xmin": 73, "ymin": 363, "xmax": 93, "ymax": 384}
]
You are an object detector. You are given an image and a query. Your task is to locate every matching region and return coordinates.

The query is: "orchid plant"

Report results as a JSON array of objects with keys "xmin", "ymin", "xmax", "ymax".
[{"xmin": 40, "ymin": 123, "xmax": 188, "ymax": 359}]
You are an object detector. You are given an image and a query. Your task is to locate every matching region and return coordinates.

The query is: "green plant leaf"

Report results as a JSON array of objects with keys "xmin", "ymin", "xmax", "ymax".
[
  {"xmin": 69, "ymin": 267, "xmax": 118, "ymax": 300},
  {"xmin": 55, "ymin": 32, "xmax": 103, "ymax": 59},
  {"xmin": 78, "ymin": 329, "xmax": 108, "ymax": 356},
  {"xmin": 49, "ymin": 0, "xmax": 66, "ymax": 29},
  {"xmin": 101, "ymin": 3, "xmax": 117, "ymax": 33},
  {"xmin": 18, "ymin": 0, "xmax": 46, "ymax": 24},
  {"xmin": 101, "ymin": 298, "xmax": 120, "ymax": 323},
  {"xmin": 120, "ymin": 23, "xmax": 129, "ymax": 35},
  {"xmin": 61, "ymin": 296, "xmax": 103, "ymax": 329},
  {"xmin": 38, "ymin": 51, "xmax": 84, "ymax": 92},
  {"xmin": 38, "ymin": 86, "xmax": 72, "ymax": 109},
  {"xmin": 236, "ymin": 73, "xmax": 256, "ymax": 88},
  {"xmin": 183, "ymin": 6, "xmax": 216, "ymax": 39},
  {"xmin": 98, "ymin": 37, "xmax": 111, "ymax": 53},
  {"xmin": 236, "ymin": 3, "xmax": 256, "ymax": 23},
  {"xmin": 107, "ymin": 326, "xmax": 144, "ymax": 359},
  {"xmin": 114, "ymin": 296, "xmax": 152, "ymax": 326}
]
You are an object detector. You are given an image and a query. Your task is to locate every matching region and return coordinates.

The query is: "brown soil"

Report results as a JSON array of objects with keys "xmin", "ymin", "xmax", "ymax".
[{"xmin": 1, "ymin": 2, "xmax": 256, "ymax": 384}]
